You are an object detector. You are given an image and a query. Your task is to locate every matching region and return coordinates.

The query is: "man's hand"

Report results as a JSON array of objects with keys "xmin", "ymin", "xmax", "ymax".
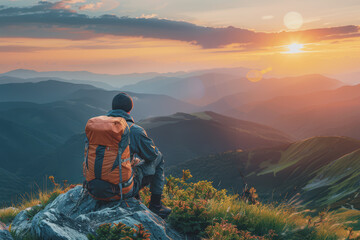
[{"xmin": 131, "ymin": 157, "xmax": 141, "ymax": 167}]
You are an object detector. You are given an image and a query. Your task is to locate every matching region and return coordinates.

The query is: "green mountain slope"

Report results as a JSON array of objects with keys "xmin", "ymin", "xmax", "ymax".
[
  {"xmin": 0, "ymin": 80, "xmax": 97, "ymax": 103},
  {"xmin": 0, "ymin": 168, "xmax": 28, "ymax": 205},
  {"xmin": 303, "ymin": 148, "xmax": 360, "ymax": 209},
  {"xmin": 30, "ymin": 134, "xmax": 86, "ymax": 184},
  {"xmin": 0, "ymin": 100, "xmax": 106, "ymax": 143},
  {"xmin": 168, "ymin": 136, "xmax": 360, "ymax": 209},
  {"xmin": 0, "ymin": 118, "xmax": 60, "ymax": 172}
]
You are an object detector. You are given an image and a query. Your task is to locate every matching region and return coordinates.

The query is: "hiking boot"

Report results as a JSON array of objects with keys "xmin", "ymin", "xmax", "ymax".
[{"xmin": 149, "ymin": 204, "xmax": 172, "ymax": 219}]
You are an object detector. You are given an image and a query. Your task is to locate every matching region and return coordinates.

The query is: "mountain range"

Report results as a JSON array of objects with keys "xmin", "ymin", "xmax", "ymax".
[
  {"xmin": 121, "ymin": 73, "xmax": 253, "ymax": 106},
  {"xmin": 123, "ymin": 74, "xmax": 342, "ymax": 106},
  {"xmin": 0, "ymin": 69, "xmax": 160, "ymax": 88},
  {"xmin": 223, "ymin": 84, "xmax": 360, "ymax": 139},
  {"xmin": 0, "ymin": 67, "xmax": 254, "ymax": 89}
]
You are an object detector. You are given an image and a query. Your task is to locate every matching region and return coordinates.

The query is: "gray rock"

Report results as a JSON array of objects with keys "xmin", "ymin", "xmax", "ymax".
[
  {"xmin": 11, "ymin": 207, "xmax": 33, "ymax": 237},
  {"xmin": 0, "ymin": 230, "xmax": 13, "ymax": 240},
  {"xmin": 11, "ymin": 186, "xmax": 182, "ymax": 240},
  {"xmin": 0, "ymin": 221, "xmax": 13, "ymax": 240}
]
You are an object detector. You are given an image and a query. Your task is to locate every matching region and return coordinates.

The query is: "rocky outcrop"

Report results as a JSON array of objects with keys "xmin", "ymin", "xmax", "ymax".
[
  {"xmin": 11, "ymin": 186, "xmax": 181, "ymax": 240},
  {"xmin": 0, "ymin": 221, "xmax": 13, "ymax": 240}
]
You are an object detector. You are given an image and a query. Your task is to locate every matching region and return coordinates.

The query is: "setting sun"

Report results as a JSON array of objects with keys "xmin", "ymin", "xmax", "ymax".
[{"xmin": 285, "ymin": 43, "xmax": 304, "ymax": 54}]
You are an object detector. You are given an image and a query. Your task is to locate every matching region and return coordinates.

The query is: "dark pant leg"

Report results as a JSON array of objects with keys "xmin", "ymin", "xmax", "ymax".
[{"xmin": 133, "ymin": 153, "xmax": 165, "ymax": 196}]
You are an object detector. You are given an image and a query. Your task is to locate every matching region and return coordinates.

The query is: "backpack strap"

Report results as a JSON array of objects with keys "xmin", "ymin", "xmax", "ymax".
[
  {"xmin": 117, "ymin": 124, "xmax": 131, "ymax": 200},
  {"xmin": 127, "ymin": 121, "xmax": 135, "ymax": 160},
  {"xmin": 84, "ymin": 136, "xmax": 89, "ymax": 181}
]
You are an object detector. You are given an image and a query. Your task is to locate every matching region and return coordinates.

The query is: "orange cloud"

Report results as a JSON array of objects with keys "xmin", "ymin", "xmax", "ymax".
[
  {"xmin": 79, "ymin": 2, "xmax": 104, "ymax": 10},
  {"xmin": 52, "ymin": 0, "xmax": 86, "ymax": 10}
]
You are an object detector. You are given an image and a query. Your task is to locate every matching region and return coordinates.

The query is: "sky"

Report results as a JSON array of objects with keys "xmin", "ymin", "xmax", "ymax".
[{"xmin": 0, "ymin": 0, "xmax": 359, "ymax": 75}]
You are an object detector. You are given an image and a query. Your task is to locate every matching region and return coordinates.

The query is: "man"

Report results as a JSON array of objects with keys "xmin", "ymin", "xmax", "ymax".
[{"xmin": 107, "ymin": 92, "xmax": 171, "ymax": 219}]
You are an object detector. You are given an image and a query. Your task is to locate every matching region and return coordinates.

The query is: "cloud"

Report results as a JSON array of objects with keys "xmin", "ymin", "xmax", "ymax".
[
  {"xmin": 262, "ymin": 15, "xmax": 274, "ymax": 20},
  {"xmin": 52, "ymin": 0, "xmax": 86, "ymax": 10},
  {"xmin": 0, "ymin": 1, "xmax": 359, "ymax": 49},
  {"xmin": 0, "ymin": 45, "xmax": 45, "ymax": 52},
  {"xmin": 138, "ymin": 14, "xmax": 159, "ymax": 19},
  {"xmin": 79, "ymin": 2, "xmax": 103, "ymax": 10}
]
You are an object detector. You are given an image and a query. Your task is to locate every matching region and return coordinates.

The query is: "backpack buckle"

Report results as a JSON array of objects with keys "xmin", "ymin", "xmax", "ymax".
[{"xmin": 121, "ymin": 157, "xmax": 131, "ymax": 163}]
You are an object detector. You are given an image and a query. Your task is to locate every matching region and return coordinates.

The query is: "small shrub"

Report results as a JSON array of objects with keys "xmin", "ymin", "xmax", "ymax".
[
  {"xmin": 205, "ymin": 220, "xmax": 240, "ymax": 239},
  {"xmin": 87, "ymin": 223, "xmax": 150, "ymax": 240},
  {"xmin": 168, "ymin": 199, "xmax": 210, "ymax": 234},
  {"xmin": 205, "ymin": 220, "xmax": 278, "ymax": 240},
  {"xmin": 139, "ymin": 186, "xmax": 151, "ymax": 207}
]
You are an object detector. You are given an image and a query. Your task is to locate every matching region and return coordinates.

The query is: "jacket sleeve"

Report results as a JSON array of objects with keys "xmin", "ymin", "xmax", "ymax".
[{"xmin": 135, "ymin": 128, "xmax": 161, "ymax": 162}]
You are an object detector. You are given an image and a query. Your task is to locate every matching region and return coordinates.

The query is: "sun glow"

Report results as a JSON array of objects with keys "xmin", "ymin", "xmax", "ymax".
[{"xmin": 284, "ymin": 43, "xmax": 304, "ymax": 54}]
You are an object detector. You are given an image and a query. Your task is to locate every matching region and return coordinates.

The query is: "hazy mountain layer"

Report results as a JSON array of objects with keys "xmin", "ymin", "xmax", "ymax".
[
  {"xmin": 205, "ymin": 74, "xmax": 343, "ymax": 111},
  {"xmin": 224, "ymin": 84, "xmax": 360, "ymax": 139},
  {"xmin": 124, "ymin": 74, "xmax": 342, "ymax": 106}
]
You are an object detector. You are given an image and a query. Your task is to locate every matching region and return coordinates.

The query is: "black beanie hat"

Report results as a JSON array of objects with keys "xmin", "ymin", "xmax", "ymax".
[{"xmin": 112, "ymin": 92, "xmax": 133, "ymax": 112}]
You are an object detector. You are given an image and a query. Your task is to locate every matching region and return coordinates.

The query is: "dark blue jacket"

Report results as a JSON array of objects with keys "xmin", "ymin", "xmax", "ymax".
[{"xmin": 107, "ymin": 109, "xmax": 160, "ymax": 162}]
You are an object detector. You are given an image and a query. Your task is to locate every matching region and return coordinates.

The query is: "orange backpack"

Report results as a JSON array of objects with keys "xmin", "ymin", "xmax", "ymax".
[{"xmin": 83, "ymin": 116, "xmax": 134, "ymax": 201}]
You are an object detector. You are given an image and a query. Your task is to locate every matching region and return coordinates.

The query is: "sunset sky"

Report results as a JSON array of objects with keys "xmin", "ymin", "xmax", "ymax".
[{"xmin": 0, "ymin": 0, "xmax": 359, "ymax": 75}]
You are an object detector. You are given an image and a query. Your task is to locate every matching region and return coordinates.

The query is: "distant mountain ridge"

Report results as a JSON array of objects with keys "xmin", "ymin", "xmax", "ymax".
[
  {"xmin": 224, "ymin": 83, "xmax": 360, "ymax": 139},
  {"xmin": 0, "ymin": 67, "xmax": 254, "ymax": 89},
  {"xmin": 0, "ymin": 80, "xmax": 197, "ymax": 119},
  {"xmin": 0, "ymin": 69, "xmax": 161, "ymax": 88},
  {"xmin": 140, "ymin": 111, "xmax": 292, "ymax": 165},
  {"xmin": 0, "ymin": 80, "xmax": 97, "ymax": 103},
  {"xmin": 205, "ymin": 74, "xmax": 343, "ymax": 111},
  {"xmin": 0, "ymin": 75, "xmax": 114, "ymax": 90},
  {"xmin": 123, "ymin": 73, "xmax": 343, "ymax": 106},
  {"xmin": 121, "ymin": 73, "xmax": 253, "ymax": 105}
]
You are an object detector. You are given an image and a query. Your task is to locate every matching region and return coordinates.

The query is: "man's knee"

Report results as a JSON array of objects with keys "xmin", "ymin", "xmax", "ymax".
[
  {"xmin": 154, "ymin": 153, "xmax": 165, "ymax": 169},
  {"xmin": 141, "ymin": 175, "xmax": 154, "ymax": 188}
]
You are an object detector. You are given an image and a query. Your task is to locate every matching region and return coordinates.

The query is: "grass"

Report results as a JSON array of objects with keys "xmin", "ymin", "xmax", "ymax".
[{"xmin": 0, "ymin": 207, "xmax": 20, "ymax": 224}]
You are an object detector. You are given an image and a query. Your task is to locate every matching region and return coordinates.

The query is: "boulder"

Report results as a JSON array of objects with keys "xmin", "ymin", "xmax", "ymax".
[
  {"xmin": 0, "ymin": 221, "xmax": 13, "ymax": 240},
  {"xmin": 11, "ymin": 186, "xmax": 182, "ymax": 240}
]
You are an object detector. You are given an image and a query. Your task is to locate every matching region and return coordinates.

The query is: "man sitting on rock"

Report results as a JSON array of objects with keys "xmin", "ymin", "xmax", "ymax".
[{"xmin": 103, "ymin": 92, "xmax": 171, "ymax": 219}]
